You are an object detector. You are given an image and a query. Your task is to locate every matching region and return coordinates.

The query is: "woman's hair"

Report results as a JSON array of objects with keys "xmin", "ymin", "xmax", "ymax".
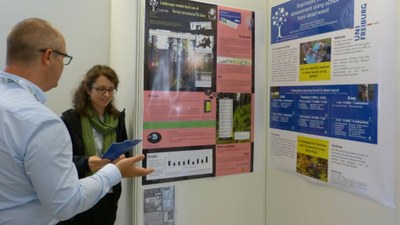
[{"xmin": 73, "ymin": 65, "xmax": 120, "ymax": 116}]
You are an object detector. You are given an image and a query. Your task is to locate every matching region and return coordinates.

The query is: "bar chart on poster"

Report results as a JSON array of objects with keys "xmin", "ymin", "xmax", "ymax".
[{"xmin": 144, "ymin": 148, "xmax": 214, "ymax": 184}]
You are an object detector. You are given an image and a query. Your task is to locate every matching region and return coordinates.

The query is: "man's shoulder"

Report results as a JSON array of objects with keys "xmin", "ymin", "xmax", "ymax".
[{"xmin": 2, "ymin": 90, "xmax": 56, "ymax": 124}]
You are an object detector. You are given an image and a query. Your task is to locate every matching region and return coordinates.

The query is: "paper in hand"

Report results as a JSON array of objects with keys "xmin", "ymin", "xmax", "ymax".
[{"xmin": 102, "ymin": 139, "xmax": 142, "ymax": 160}]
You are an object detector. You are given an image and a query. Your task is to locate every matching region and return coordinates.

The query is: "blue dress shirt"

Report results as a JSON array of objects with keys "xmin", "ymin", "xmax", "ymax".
[{"xmin": 0, "ymin": 72, "xmax": 122, "ymax": 225}]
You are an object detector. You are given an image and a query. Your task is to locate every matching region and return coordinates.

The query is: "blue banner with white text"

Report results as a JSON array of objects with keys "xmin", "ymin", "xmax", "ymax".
[{"xmin": 270, "ymin": 84, "xmax": 377, "ymax": 144}]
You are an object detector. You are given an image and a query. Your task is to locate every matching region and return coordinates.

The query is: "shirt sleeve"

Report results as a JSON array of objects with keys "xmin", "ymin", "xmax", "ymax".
[{"xmin": 24, "ymin": 118, "xmax": 122, "ymax": 220}]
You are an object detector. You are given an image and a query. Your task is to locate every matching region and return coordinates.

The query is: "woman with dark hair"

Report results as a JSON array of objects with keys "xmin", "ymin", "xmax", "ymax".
[{"xmin": 58, "ymin": 65, "xmax": 128, "ymax": 225}]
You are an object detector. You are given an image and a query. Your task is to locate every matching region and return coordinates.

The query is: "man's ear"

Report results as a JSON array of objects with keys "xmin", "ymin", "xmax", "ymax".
[{"xmin": 40, "ymin": 49, "xmax": 52, "ymax": 66}]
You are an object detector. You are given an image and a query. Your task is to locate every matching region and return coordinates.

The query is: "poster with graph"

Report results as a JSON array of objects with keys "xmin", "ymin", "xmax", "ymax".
[{"xmin": 142, "ymin": 0, "xmax": 255, "ymax": 184}]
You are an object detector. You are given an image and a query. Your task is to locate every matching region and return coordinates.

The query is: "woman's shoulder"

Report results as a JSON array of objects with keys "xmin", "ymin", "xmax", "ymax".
[
  {"xmin": 62, "ymin": 108, "xmax": 78, "ymax": 116},
  {"xmin": 119, "ymin": 108, "xmax": 126, "ymax": 119},
  {"xmin": 61, "ymin": 108, "xmax": 81, "ymax": 123}
]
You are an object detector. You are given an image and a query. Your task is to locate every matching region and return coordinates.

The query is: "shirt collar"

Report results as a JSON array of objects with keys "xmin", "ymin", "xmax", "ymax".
[{"xmin": 0, "ymin": 71, "xmax": 47, "ymax": 103}]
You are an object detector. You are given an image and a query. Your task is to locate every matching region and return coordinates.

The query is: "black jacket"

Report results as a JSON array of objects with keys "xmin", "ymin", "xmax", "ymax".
[{"xmin": 61, "ymin": 108, "xmax": 128, "ymax": 202}]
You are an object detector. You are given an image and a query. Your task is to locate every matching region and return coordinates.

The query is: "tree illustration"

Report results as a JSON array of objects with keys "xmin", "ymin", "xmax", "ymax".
[
  {"xmin": 149, "ymin": 0, "xmax": 158, "ymax": 12},
  {"xmin": 271, "ymin": 7, "xmax": 289, "ymax": 39}
]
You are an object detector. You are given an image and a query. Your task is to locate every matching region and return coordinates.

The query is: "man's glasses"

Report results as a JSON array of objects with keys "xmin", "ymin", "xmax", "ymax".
[
  {"xmin": 39, "ymin": 48, "xmax": 73, "ymax": 65},
  {"xmin": 92, "ymin": 86, "xmax": 118, "ymax": 95}
]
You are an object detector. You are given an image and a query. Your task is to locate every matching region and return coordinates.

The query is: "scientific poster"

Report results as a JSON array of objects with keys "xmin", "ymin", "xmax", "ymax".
[
  {"xmin": 143, "ymin": 186, "xmax": 175, "ymax": 225},
  {"xmin": 268, "ymin": 0, "xmax": 395, "ymax": 207},
  {"xmin": 143, "ymin": 0, "xmax": 255, "ymax": 184}
]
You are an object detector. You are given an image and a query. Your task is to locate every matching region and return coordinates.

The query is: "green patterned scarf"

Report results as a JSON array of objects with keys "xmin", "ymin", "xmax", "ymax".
[{"xmin": 81, "ymin": 108, "xmax": 118, "ymax": 159}]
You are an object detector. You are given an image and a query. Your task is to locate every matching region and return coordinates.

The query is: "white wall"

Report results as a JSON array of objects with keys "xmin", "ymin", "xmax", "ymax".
[
  {"xmin": 0, "ymin": 0, "xmax": 111, "ymax": 116},
  {"xmin": 109, "ymin": 1, "xmax": 140, "ymax": 224},
  {"xmin": 265, "ymin": 1, "xmax": 400, "ymax": 225}
]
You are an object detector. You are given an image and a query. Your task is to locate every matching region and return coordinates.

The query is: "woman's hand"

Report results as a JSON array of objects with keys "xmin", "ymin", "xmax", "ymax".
[{"xmin": 88, "ymin": 156, "xmax": 111, "ymax": 172}]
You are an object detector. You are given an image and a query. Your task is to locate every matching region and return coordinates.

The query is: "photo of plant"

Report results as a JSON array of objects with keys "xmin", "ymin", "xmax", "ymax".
[
  {"xmin": 297, "ymin": 152, "xmax": 328, "ymax": 182},
  {"xmin": 216, "ymin": 93, "xmax": 252, "ymax": 144}
]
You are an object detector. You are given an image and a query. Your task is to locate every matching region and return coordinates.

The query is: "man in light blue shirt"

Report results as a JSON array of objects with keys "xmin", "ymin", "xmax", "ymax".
[{"xmin": 0, "ymin": 18, "xmax": 153, "ymax": 225}]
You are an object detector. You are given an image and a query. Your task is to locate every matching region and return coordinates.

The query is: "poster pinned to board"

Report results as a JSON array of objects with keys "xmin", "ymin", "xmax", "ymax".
[
  {"xmin": 268, "ymin": 0, "xmax": 395, "ymax": 207},
  {"xmin": 142, "ymin": 0, "xmax": 255, "ymax": 184}
]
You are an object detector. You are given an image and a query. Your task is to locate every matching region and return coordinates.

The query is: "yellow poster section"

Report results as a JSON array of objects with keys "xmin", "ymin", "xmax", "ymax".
[
  {"xmin": 297, "ymin": 136, "xmax": 329, "ymax": 159},
  {"xmin": 299, "ymin": 62, "xmax": 331, "ymax": 81}
]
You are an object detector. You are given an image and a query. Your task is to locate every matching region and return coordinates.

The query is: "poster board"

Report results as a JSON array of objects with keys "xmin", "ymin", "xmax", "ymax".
[{"xmin": 126, "ymin": 1, "xmax": 266, "ymax": 225}]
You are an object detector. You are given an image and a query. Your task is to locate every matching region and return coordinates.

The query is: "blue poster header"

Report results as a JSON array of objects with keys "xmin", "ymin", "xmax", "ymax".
[
  {"xmin": 271, "ymin": 0, "xmax": 354, "ymax": 44},
  {"xmin": 219, "ymin": 9, "xmax": 241, "ymax": 24}
]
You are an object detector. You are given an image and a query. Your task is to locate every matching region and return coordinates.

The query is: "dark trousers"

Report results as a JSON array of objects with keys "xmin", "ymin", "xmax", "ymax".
[{"xmin": 57, "ymin": 193, "xmax": 118, "ymax": 225}]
